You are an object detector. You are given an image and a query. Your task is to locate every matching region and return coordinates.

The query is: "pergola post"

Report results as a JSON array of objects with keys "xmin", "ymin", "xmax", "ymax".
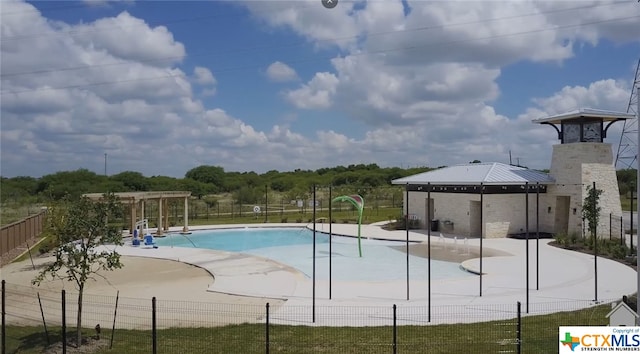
[
  {"xmin": 130, "ymin": 197, "xmax": 136, "ymax": 236},
  {"xmin": 164, "ymin": 199, "xmax": 169, "ymax": 231},
  {"xmin": 157, "ymin": 197, "xmax": 163, "ymax": 236},
  {"xmin": 141, "ymin": 199, "xmax": 146, "ymax": 224},
  {"xmin": 183, "ymin": 197, "xmax": 189, "ymax": 233}
]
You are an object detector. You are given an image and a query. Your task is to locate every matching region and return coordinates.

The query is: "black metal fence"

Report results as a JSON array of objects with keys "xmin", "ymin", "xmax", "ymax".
[
  {"xmin": 123, "ymin": 186, "xmax": 404, "ymax": 227},
  {"xmin": 607, "ymin": 212, "xmax": 638, "ymax": 255},
  {"xmin": 2, "ymin": 280, "xmax": 615, "ymax": 353}
]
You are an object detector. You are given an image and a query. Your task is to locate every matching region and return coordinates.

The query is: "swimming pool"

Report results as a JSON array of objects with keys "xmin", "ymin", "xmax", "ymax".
[{"xmin": 155, "ymin": 228, "xmax": 473, "ymax": 282}]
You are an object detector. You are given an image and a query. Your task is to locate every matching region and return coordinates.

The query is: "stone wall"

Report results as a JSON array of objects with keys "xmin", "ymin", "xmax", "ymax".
[
  {"xmin": 404, "ymin": 192, "xmax": 478, "ymax": 235},
  {"xmin": 404, "ymin": 191, "xmax": 555, "ymax": 238},
  {"xmin": 483, "ymin": 193, "xmax": 555, "ymax": 238},
  {"xmin": 582, "ymin": 163, "xmax": 623, "ymax": 237},
  {"xmin": 548, "ymin": 143, "xmax": 622, "ymax": 238}
]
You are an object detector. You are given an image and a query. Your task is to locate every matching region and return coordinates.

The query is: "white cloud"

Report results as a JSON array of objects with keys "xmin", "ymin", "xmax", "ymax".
[
  {"xmin": 1, "ymin": 0, "xmax": 639, "ymax": 178},
  {"xmin": 285, "ymin": 72, "xmax": 339, "ymax": 109},
  {"xmin": 193, "ymin": 66, "xmax": 216, "ymax": 85},
  {"xmin": 242, "ymin": 0, "xmax": 361, "ymax": 50},
  {"xmin": 72, "ymin": 11, "xmax": 185, "ymax": 64},
  {"xmin": 266, "ymin": 61, "xmax": 298, "ymax": 82},
  {"xmin": 327, "ymin": 55, "xmax": 501, "ymax": 126},
  {"xmin": 200, "ymin": 88, "xmax": 217, "ymax": 97},
  {"xmin": 532, "ymin": 79, "xmax": 630, "ymax": 115},
  {"xmin": 243, "ymin": 0, "xmax": 640, "ymax": 69},
  {"xmin": 0, "ymin": 1, "xmax": 196, "ymax": 175},
  {"xmin": 192, "ymin": 67, "xmax": 217, "ymax": 96}
]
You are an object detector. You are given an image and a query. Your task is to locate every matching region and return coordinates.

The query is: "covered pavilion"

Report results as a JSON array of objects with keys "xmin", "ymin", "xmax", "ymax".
[{"xmin": 83, "ymin": 191, "xmax": 192, "ymax": 236}]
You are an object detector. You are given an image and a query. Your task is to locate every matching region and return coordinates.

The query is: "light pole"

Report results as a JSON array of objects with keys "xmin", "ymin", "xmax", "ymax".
[{"xmin": 104, "ymin": 153, "xmax": 107, "ymax": 176}]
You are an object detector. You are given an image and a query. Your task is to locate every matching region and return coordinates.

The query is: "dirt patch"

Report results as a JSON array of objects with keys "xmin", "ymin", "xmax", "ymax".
[
  {"xmin": 3, "ymin": 253, "xmax": 286, "ymax": 328},
  {"xmin": 44, "ymin": 336, "xmax": 109, "ymax": 354}
]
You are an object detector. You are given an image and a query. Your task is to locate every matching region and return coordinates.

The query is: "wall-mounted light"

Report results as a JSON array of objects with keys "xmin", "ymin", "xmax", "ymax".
[
  {"xmin": 547, "ymin": 206, "xmax": 552, "ymax": 214},
  {"xmin": 573, "ymin": 208, "xmax": 577, "ymax": 215}
]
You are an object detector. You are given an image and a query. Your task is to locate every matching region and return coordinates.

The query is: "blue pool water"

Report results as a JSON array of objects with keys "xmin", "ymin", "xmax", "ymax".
[{"xmin": 155, "ymin": 228, "xmax": 473, "ymax": 282}]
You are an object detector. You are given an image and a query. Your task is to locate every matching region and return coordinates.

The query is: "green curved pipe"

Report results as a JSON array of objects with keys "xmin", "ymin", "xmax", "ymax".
[{"xmin": 332, "ymin": 195, "xmax": 365, "ymax": 257}]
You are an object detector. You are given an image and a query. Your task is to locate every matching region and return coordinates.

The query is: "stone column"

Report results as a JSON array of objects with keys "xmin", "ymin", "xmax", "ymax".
[{"xmin": 183, "ymin": 197, "xmax": 189, "ymax": 233}]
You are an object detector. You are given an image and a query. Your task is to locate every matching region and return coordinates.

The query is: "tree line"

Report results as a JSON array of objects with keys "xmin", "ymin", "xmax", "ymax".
[
  {"xmin": 0, "ymin": 164, "xmax": 433, "ymax": 204},
  {"xmin": 2, "ymin": 165, "xmax": 636, "ymax": 205}
]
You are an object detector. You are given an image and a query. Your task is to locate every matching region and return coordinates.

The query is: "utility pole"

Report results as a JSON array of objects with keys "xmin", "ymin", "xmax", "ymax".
[
  {"xmin": 104, "ymin": 153, "xmax": 107, "ymax": 176},
  {"xmin": 615, "ymin": 58, "xmax": 639, "ymax": 168}
]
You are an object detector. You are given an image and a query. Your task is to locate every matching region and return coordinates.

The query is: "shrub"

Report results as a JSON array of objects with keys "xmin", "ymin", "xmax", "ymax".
[
  {"xmin": 38, "ymin": 239, "xmax": 52, "ymax": 255},
  {"xmin": 610, "ymin": 244, "xmax": 628, "ymax": 259},
  {"xmin": 408, "ymin": 219, "xmax": 421, "ymax": 229},
  {"xmin": 281, "ymin": 217, "xmax": 288, "ymax": 223},
  {"xmin": 569, "ymin": 232, "xmax": 579, "ymax": 245},
  {"xmin": 586, "ymin": 236, "xmax": 595, "ymax": 250},
  {"xmin": 554, "ymin": 233, "xmax": 568, "ymax": 247}
]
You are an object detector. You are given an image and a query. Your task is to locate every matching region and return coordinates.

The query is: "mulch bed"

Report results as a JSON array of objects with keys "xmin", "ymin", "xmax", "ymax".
[{"xmin": 1, "ymin": 237, "xmax": 40, "ymax": 267}]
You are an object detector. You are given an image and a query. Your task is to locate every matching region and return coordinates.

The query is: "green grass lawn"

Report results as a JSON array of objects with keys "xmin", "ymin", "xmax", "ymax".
[{"xmin": 4, "ymin": 304, "xmax": 610, "ymax": 353}]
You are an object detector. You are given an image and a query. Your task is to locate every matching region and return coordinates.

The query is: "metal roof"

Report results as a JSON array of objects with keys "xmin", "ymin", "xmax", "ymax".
[
  {"xmin": 532, "ymin": 108, "xmax": 635, "ymax": 124},
  {"xmin": 391, "ymin": 162, "xmax": 554, "ymax": 185}
]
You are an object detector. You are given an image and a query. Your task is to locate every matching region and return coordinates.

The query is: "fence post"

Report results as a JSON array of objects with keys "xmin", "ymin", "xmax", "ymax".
[
  {"xmin": 2, "ymin": 280, "xmax": 5, "ymax": 354},
  {"xmin": 265, "ymin": 303, "xmax": 270, "ymax": 354},
  {"xmin": 152, "ymin": 297, "xmax": 157, "ymax": 354},
  {"xmin": 621, "ymin": 216, "xmax": 624, "ymax": 246},
  {"xmin": 37, "ymin": 293, "xmax": 50, "ymax": 345},
  {"xmin": 392, "ymin": 304, "xmax": 397, "ymax": 354},
  {"xmin": 110, "ymin": 291, "xmax": 119, "ymax": 349},
  {"xmin": 62, "ymin": 289, "xmax": 66, "ymax": 354},
  {"xmin": 517, "ymin": 301, "xmax": 521, "ymax": 354}
]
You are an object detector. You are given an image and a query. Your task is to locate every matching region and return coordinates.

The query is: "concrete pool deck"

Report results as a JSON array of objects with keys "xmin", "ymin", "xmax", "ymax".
[
  {"xmin": 4, "ymin": 222, "xmax": 636, "ymax": 326},
  {"xmin": 98, "ymin": 222, "xmax": 636, "ymax": 323}
]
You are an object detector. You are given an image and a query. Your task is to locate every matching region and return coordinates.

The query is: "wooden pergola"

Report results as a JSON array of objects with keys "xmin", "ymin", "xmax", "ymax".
[{"xmin": 83, "ymin": 191, "xmax": 192, "ymax": 236}]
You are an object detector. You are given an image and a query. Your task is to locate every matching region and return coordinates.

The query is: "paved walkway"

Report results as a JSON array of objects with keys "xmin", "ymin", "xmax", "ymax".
[{"xmin": 103, "ymin": 222, "xmax": 637, "ymax": 325}]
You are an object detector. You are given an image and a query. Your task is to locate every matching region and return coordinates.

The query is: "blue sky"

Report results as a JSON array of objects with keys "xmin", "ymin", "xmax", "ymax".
[{"xmin": 1, "ymin": 0, "xmax": 639, "ymax": 178}]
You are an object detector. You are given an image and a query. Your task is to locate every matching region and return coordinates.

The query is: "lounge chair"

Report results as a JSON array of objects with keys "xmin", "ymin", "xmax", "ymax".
[{"xmin": 144, "ymin": 234, "xmax": 158, "ymax": 248}]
